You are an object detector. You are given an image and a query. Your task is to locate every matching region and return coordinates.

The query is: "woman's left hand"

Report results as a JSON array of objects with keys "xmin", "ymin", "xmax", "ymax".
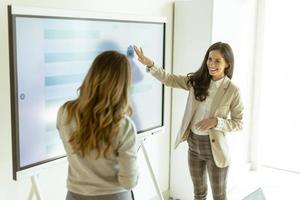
[{"xmin": 195, "ymin": 118, "xmax": 217, "ymax": 131}]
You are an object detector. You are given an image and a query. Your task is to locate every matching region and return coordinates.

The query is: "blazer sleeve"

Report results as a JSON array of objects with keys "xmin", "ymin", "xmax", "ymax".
[
  {"xmin": 148, "ymin": 66, "xmax": 190, "ymax": 90},
  {"xmin": 216, "ymin": 87, "xmax": 244, "ymax": 132}
]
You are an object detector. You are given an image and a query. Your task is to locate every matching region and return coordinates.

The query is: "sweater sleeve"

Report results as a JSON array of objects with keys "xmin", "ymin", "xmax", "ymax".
[{"xmin": 117, "ymin": 117, "xmax": 139, "ymax": 190}]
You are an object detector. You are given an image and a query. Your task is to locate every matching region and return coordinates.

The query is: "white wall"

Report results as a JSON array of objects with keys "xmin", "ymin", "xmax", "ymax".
[
  {"xmin": 258, "ymin": 0, "xmax": 300, "ymax": 172},
  {"xmin": 169, "ymin": 0, "xmax": 257, "ymax": 199},
  {"xmin": 212, "ymin": 0, "xmax": 257, "ymax": 192},
  {"xmin": 0, "ymin": 1, "xmax": 173, "ymax": 199},
  {"xmin": 170, "ymin": 1, "xmax": 213, "ymax": 199}
]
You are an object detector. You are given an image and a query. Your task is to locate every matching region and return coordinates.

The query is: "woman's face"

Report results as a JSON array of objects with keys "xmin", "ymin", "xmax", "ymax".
[{"xmin": 206, "ymin": 50, "xmax": 228, "ymax": 80}]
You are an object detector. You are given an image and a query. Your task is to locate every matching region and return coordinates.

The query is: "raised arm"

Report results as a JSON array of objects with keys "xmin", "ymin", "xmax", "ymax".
[{"xmin": 133, "ymin": 45, "xmax": 189, "ymax": 90}]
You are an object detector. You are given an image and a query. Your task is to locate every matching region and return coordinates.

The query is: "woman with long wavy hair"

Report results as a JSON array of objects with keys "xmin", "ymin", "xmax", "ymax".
[
  {"xmin": 57, "ymin": 51, "xmax": 138, "ymax": 200},
  {"xmin": 134, "ymin": 42, "xmax": 243, "ymax": 200}
]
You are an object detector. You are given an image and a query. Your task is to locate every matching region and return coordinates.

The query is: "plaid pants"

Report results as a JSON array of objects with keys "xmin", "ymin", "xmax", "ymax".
[
  {"xmin": 66, "ymin": 191, "xmax": 134, "ymax": 200},
  {"xmin": 187, "ymin": 133, "xmax": 228, "ymax": 200}
]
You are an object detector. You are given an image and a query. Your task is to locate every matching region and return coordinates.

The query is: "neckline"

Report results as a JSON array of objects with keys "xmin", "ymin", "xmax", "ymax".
[{"xmin": 211, "ymin": 76, "xmax": 226, "ymax": 88}]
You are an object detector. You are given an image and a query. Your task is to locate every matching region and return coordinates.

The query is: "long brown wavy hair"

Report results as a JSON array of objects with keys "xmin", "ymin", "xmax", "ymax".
[
  {"xmin": 187, "ymin": 42, "xmax": 234, "ymax": 101},
  {"xmin": 62, "ymin": 51, "xmax": 132, "ymax": 158}
]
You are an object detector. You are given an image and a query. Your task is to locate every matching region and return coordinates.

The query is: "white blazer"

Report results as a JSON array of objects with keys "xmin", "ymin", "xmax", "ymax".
[{"xmin": 149, "ymin": 66, "xmax": 244, "ymax": 168}]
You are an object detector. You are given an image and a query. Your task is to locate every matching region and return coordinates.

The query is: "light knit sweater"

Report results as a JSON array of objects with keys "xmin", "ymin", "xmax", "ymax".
[{"xmin": 56, "ymin": 106, "xmax": 139, "ymax": 196}]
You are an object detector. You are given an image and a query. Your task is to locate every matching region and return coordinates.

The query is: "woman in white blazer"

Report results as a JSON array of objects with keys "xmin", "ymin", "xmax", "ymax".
[{"xmin": 134, "ymin": 42, "xmax": 243, "ymax": 200}]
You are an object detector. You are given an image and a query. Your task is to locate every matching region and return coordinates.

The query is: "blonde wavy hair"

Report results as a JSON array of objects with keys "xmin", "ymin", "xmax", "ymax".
[{"xmin": 62, "ymin": 51, "xmax": 132, "ymax": 158}]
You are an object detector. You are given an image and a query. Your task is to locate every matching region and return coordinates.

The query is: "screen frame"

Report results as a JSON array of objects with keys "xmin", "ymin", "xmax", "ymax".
[{"xmin": 8, "ymin": 5, "xmax": 166, "ymax": 180}]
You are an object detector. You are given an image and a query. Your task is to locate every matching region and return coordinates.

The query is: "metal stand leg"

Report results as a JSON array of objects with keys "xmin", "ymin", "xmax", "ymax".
[
  {"xmin": 141, "ymin": 140, "xmax": 164, "ymax": 200},
  {"xmin": 28, "ymin": 175, "xmax": 44, "ymax": 200}
]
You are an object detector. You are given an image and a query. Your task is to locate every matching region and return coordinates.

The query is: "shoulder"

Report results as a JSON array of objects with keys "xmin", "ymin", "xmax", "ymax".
[
  {"xmin": 56, "ymin": 105, "xmax": 65, "ymax": 127},
  {"xmin": 57, "ymin": 105, "xmax": 65, "ymax": 117},
  {"xmin": 226, "ymin": 79, "xmax": 243, "ymax": 105},
  {"xmin": 56, "ymin": 104, "xmax": 73, "ymax": 130},
  {"xmin": 119, "ymin": 115, "xmax": 137, "ymax": 137},
  {"xmin": 226, "ymin": 78, "xmax": 241, "ymax": 93},
  {"xmin": 57, "ymin": 104, "xmax": 69, "ymax": 121},
  {"xmin": 115, "ymin": 116, "xmax": 137, "ymax": 148},
  {"xmin": 122, "ymin": 115, "xmax": 136, "ymax": 128},
  {"xmin": 56, "ymin": 105, "xmax": 73, "ymax": 141}
]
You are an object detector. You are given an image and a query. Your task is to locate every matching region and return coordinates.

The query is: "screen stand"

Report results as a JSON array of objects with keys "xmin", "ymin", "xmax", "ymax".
[
  {"xmin": 28, "ymin": 175, "xmax": 44, "ymax": 200},
  {"xmin": 140, "ymin": 140, "xmax": 164, "ymax": 200}
]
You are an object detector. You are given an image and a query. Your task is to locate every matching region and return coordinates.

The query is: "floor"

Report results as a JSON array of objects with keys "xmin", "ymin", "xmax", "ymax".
[{"xmin": 228, "ymin": 166, "xmax": 300, "ymax": 200}]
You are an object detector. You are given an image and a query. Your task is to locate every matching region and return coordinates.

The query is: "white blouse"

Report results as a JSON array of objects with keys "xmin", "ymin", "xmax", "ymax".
[{"xmin": 191, "ymin": 77, "xmax": 225, "ymax": 135}]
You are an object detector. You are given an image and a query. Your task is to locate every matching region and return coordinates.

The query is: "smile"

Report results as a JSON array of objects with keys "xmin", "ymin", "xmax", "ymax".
[{"xmin": 209, "ymin": 68, "xmax": 218, "ymax": 72}]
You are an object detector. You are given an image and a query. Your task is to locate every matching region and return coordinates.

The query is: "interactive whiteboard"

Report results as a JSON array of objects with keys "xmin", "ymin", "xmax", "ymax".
[{"xmin": 8, "ymin": 5, "xmax": 165, "ymax": 180}]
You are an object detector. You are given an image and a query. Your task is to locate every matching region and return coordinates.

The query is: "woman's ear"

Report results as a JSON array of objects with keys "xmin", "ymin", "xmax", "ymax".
[{"xmin": 224, "ymin": 65, "xmax": 230, "ymax": 74}]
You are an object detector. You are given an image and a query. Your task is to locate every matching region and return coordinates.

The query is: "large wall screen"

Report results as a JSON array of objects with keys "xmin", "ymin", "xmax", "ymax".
[{"xmin": 8, "ymin": 5, "xmax": 165, "ymax": 179}]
